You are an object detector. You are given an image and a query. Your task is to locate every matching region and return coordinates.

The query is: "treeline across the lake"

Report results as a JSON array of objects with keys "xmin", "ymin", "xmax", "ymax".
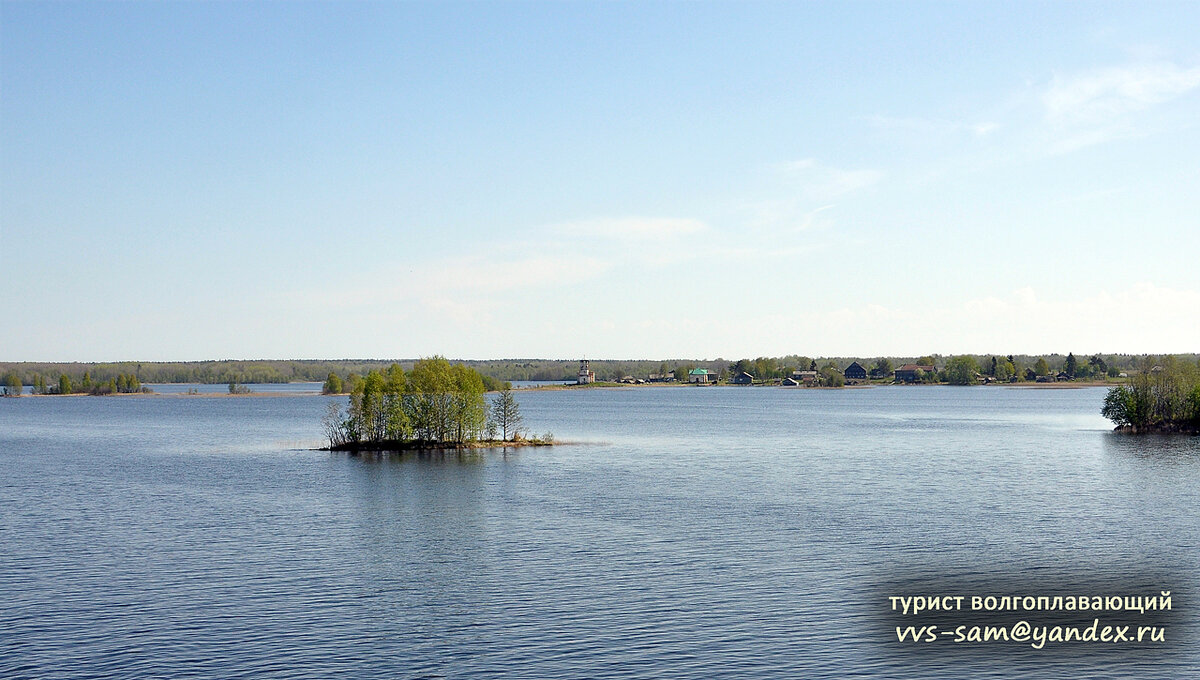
[
  {"xmin": 2, "ymin": 370, "xmax": 147, "ymax": 396},
  {"xmin": 0, "ymin": 360, "xmax": 400, "ymax": 387},
  {"xmin": 1101, "ymin": 356, "xmax": 1200, "ymax": 433},
  {"xmin": 456, "ymin": 354, "xmax": 1193, "ymax": 384},
  {"xmin": 693, "ymin": 353, "xmax": 1174, "ymax": 385},
  {"xmin": 3, "ymin": 354, "xmax": 1198, "ymax": 396},
  {"xmin": 321, "ymin": 356, "xmax": 548, "ymax": 450}
]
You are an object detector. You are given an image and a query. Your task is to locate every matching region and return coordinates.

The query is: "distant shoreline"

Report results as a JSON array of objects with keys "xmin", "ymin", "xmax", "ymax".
[{"xmin": 5, "ymin": 380, "xmax": 1120, "ymax": 398}]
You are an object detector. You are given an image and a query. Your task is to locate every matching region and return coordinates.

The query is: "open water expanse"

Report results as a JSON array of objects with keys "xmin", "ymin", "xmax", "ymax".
[{"xmin": 2, "ymin": 386, "xmax": 1198, "ymax": 679}]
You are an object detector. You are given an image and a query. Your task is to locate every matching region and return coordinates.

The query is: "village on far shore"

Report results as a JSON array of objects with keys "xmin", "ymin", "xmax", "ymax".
[
  {"xmin": 571, "ymin": 354, "xmax": 1128, "ymax": 388},
  {"xmin": 2, "ymin": 353, "xmax": 1185, "ymax": 397}
]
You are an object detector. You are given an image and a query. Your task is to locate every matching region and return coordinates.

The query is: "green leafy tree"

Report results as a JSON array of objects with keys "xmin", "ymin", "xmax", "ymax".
[
  {"xmin": 407, "ymin": 356, "xmax": 455, "ymax": 441},
  {"xmin": 356, "ymin": 371, "xmax": 388, "ymax": 441},
  {"xmin": 58, "ymin": 374, "xmax": 73, "ymax": 395},
  {"xmin": 480, "ymin": 374, "xmax": 510, "ymax": 391},
  {"xmin": 450, "ymin": 363, "xmax": 486, "ymax": 442},
  {"xmin": 331, "ymin": 358, "xmax": 499, "ymax": 446},
  {"xmin": 1101, "ymin": 356, "xmax": 1200, "ymax": 429},
  {"xmin": 322, "ymin": 372, "xmax": 344, "ymax": 395},
  {"xmin": 995, "ymin": 360, "xmax": 1014, "ymax": 381},
  {"xmin": 946, "ymin": 356, "xmax": 980, "ymax": 385},
  {"xmin": 1034, "ymin": 358, "xmax": 1050, "ymax": 376},
  {"xmin": 3, "ymin": 373, "xmax": 21, "ymax": 396},
  {"xmin": 818, "ymin": 361, "xmax": 844, "ymax": 387},
  {"xmin": 382, "ymin": 364, "xmax": 410, "ymax": 439},
  {"xmin": 1102, "ymin": 386, "xmax": 1151, "ymax": 428},
  {"xmin": 871, "ymin": 358, "xmax": 893, "ymax": 379}
]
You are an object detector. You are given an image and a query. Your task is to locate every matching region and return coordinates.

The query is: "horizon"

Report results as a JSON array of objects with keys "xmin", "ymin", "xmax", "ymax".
[
  {"xmin": 4, "ymin": 350, "xmax": 1195, "ymax": 366},
  {"xmin": 3, "ymin": 2, "xmax": 1198, "ymax": 361}
]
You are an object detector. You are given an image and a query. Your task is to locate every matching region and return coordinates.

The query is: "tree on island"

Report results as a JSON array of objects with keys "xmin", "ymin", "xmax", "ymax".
[
  {"xmin": 322, "ymin": 402, "xmax": 348, "ymax": 448},
  {"xmin": 490, "ymin": 387, "xmax": 524, "ymax": 441},
  {"xmin": 324, "ymin": 356, "xmax": 531, "ymax": 449},
  {"xmin": 1102, "ymin": 356, "xmax": 1200, "ymax": 431},
  {"xmin": 3, "ymin": 373, "xmax": 21, "ymax": 396},
  {"xmin": 322, "ymin": 372, "xmax": 344, "ymax": 395}
]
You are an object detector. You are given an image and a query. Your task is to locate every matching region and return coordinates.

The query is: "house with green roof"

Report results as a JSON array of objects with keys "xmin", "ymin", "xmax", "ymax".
[{"xmin": 688, "ymin": 368, "xmax": 714, "ymax": 384}]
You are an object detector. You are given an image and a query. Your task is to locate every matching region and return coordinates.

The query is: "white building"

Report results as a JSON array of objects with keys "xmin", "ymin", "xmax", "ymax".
[{"xmin": 577, "ymin": 359, "xmax": 595, "ymax": 384}]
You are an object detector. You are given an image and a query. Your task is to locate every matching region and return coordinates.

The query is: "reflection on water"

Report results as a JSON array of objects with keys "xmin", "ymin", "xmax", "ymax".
[
  {"xmin": 1103, "ymin": 431, "xmax": 1200, "ymax": 462},
  {"xmin": 342, "ymin": 449, "xmax": 491, "ymax": 466},
  {"xmin": 1, "ymin": 386, "xmax": 1198, "ymax": 679}
]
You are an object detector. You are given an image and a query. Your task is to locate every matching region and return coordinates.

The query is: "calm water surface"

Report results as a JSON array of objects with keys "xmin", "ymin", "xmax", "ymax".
[{"xmin": 2, "ymin": 386, "xmax": 1197, "ymax": 678}]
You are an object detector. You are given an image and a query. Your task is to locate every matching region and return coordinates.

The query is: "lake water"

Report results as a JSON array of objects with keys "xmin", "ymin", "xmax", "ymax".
[
  {"xmin": 2, "ymin": 386, "xmax": 1197, "ymax": 678},
  {"xmin": 148, "ymin": 382, "xmax": 325, "ymax": 394}
]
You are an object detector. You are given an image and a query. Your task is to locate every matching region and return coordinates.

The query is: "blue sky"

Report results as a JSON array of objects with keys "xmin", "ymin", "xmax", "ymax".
[{"xmin": 3, "ymin": 1, "xmax": 1198, "ymax": 361}]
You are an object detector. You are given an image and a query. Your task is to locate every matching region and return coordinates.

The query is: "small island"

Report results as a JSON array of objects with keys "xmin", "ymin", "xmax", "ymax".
[
  {"xmin": 320, "ymin": 356, "xmax": 555, "ymax": 452},
  {"xmin": 1101, "ymin": 358, "xmax": 1200, "ymax": 434}
]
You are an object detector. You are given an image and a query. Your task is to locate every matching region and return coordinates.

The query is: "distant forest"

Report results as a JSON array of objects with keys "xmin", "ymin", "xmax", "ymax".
[{"xmin": 2, "ymin": 354, "xmax": 1198, "ymax": 391}]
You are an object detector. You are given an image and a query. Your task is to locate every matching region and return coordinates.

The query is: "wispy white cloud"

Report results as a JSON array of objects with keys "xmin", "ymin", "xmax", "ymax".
[
  {"xmin": 778, "ymin": 158, "xmax": 884, "ymax": 200},
  {"xmin": 1043, "ymin": 61, "xmax": 1200, "ymax": 124},
  {"xmin": 795, "ymin": 204, "xmax": 838, "ymax": 232},
  {"xmin": 737, "ymin": 159, "xmax": 881, "ymax": 236},
  {"xmin": 863, "ymin": 114, "xmax": 1001, "ymax": 138},
  {"xmin": 553, "ymin": 216, "xmax": 708, "ymax": 242},
  {"xmin": 282, "ymin": 254, "xmax": 609, "ymax": 314},
  {"xmin": 862, "ymin": 58, "xmax": 1200, "ymax": 161},
  {"xmin": 281, "ymin": 214, "xmax": 719, "ymax": 327},
  {"xmin": 1035, "ymin": 60, "xmax": 1200, "ymax": 153}
]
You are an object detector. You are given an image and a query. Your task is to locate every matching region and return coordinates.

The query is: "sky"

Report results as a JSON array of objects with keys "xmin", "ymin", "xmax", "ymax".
[{"xmin": 2, "ymin": 1, "xmax": 1198, "ymax": 361}]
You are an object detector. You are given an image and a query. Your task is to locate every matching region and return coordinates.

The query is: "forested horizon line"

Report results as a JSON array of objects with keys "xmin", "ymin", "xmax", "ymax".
[{"xmin": 3, "ymin": 354, "xmax": 1198, "ymax": 386}]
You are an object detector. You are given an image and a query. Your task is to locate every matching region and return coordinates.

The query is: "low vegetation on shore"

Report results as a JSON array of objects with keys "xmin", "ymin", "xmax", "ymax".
[
  {"xmin": 3, "ymin": 353, "xmax": 1195, "ymax": 398},
  {"xmin": 3, "ymin": 353, "xmax": 1191, "ymax": 395},
  {"xmin": 1101, "ymin": 357, "xmax": 1200, "ymax": 434},
  {"xmin": 2, "ymin": 371, "xmax": 148, "ymax": 396},
  {"xmin": 320, "ymin": 357, "xmax": 552, "ymax": 451}
]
